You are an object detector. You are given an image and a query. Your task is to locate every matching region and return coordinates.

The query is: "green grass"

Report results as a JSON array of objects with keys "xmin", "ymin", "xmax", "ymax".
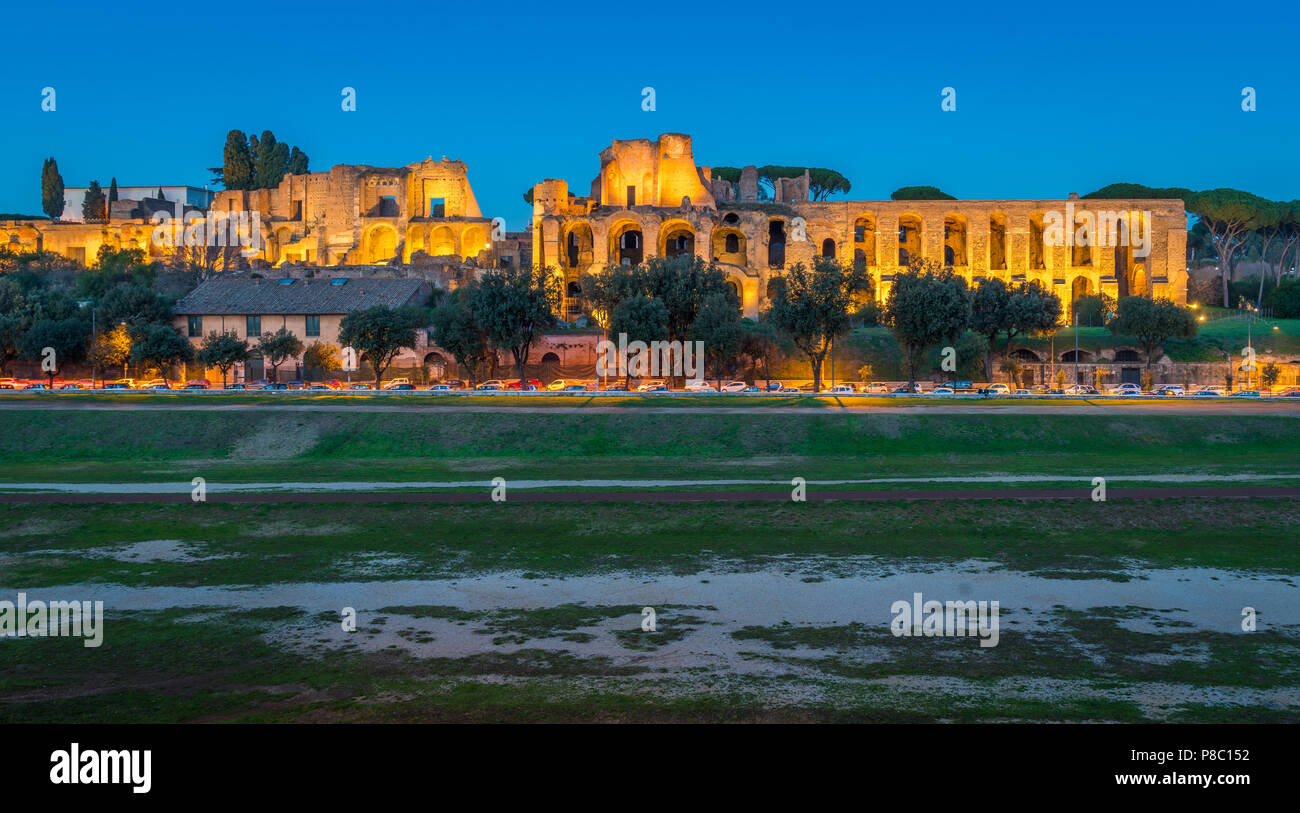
[
  {"xmin": 0, "ymin": 410, "xmax": 1296, "ymax": 486},
  {"xmin": 2, "ymin": 497, "xmax": 1297, "ymax": 587}
]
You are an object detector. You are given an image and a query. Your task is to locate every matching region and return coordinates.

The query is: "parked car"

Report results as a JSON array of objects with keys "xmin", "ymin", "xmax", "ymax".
[
  {"xmin": 442, "ymin": 379, "xmax": 466, "ymax": 389},
  {"xmin": 0, "ymin": 378, "xmax": 20, "ymax": 389},
  {"xmin": 1193, "ymin": 386, "xmax": 1225, "ymax": 397},
  {"xmin": 320, "ymin": 380, "xmax": 344, "ymax": 390},
  {"xmin": 562, "ymin": 384, "xmax": 589, "ymax": 392},
  {"xmin": 978, "ymin": 383, "xmax": 1011, "ymax": 395},
  {"xmin": 475, "ymin": 382, "xmax": 502, "ymax": 391},
  {"xmin": 226, "ymin": 383, "xmax": 246, "ymax": 391},
  {"xmin": 636, "ymin": 380, "xmax": 667, "ymax": 392},
  {"xmin": 246, "ymin": 379, "xmax": 270, "ymax": 389},
  {"xmin": 1064, "ymin": 385, "xmax": 1099, "ymax": 395},
  {"xmin": 1012, "ymin": 389, "xmax": 1032, "ymax": 396},
  {"xmin": 24, "ymin": 381, "xmax": 49, "ymax": 390},
  {"xmin": 684, "ymin": 380, "xmax": 715, "ymax": 392},
  {"xmin": 546, "ymin": 379, "xmax": 572, "ymax": 391},
  {"xmin": 384, "ymin": 383, "xmax": 416, "ymax": 391},
  {"xmin": 828, "ymin": 384, "xmax": 855, "ymax": 394},
  {"xmin": 504, "ymin": 379, "xmax": 541, "ymax": 391},
  {"xmin": 1109, "ymin": 383, "xmax": 1142, "ymax": 396},
  {"xmin": 1276, "ymin": 386, "xmax": 1300, "ymax": 397},
  {"xmin": 720, "ymin": 381, "xmax": 748, "ymax": 393},
  {"xmin": 306, "ymin": 384, "xmax": 332, "ymax": 391},
  {"xmin": 1153, "ymin": 385, "xmax": 1184, "ymax": 396},
  {"xmin": 928, "ymin": 386, "xmax": 956, "ymax": 396},
  {"xmin": 348, "ymin": 383, "xmax": 372, "ymax": 390},
  {"xmin": 426, "ymin": 384, "xmax": 451, "ymax": 392},
  {"xmin": 601, "ymin": 383, "xmax": 628, "ymax": 391},
  {"xmin": 141, "ymin": 379, "xmax": 171, "ymax": 390},
  {"xmin": 383, "ymin": 378, "xmax": 412, "ymax": 389},
  {"xmin": 184, "ymin": 380, "xmax": 210, "ymax": 390},
  {"xmin": 1044, "ymin": 388, "xmax": 1066, "ymax": 395},
  {"xmin": 259, "ymin": 383, "xmax": 288, "ymax": 391},
  {"xmin": 58, "ymin": 381, "xmax": 86, "ymax": 390},
  {"xmin": 742, "ymin": 385, "xmax": 762, "ymax": 392},
  {"xmin": 1230, "ymin": 389, "xmax": 1262, "ymax": 397},
  {"xmin": 777, "ymin": 387, "xmax": 802, "ymax": 393}
]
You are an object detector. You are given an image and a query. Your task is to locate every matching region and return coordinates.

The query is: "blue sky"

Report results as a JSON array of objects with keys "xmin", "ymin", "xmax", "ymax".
[{"xmin": 1, "ymin": 0, "xmax": 1295, "ymax": 230}]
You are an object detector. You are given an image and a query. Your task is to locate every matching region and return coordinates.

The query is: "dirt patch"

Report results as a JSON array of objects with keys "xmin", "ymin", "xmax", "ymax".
[{"xmin": 230, "ymin": 415, "xmax": 337, "ymax": 460}]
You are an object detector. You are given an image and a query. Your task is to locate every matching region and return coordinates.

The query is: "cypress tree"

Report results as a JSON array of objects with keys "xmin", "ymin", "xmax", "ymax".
[{"xmin": 41, "ymin": 158, "xmax": 65, "ymax": 220}]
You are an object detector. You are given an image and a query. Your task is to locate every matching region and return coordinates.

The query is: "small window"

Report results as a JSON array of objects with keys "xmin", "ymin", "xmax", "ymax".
[
  {"xmin": 430, "ymin": 197, "xmax": 445, "ymax": 218},
  {"xmin": 854, "ymin": 225, "xmax": 865, "ymax": 241},
  {"xmin": 246, "ymin": 315, "xmax": 261, "ymax": 338},
  {"xmin": 305, "ymin": 315, "xmax": 320, "ymax": 337},
  {"xmin": 187, "ymin": 316, "xmax": 202, "ymax": 337},
  {"xmin": 725, "ymin": 234, "xmax": 739, "ymax": 253}
]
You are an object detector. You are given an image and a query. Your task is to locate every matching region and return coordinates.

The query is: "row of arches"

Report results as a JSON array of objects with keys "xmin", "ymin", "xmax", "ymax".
[
  {"xmin": 1005, "ymin": 347, "xmax": 1145, "ymax": 364},
  {"xmin": 361, "ymin": 222, "xmax": 491, "ymax": 265}
]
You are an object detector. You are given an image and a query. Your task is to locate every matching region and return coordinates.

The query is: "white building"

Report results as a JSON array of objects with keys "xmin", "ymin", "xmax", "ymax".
[{"xmin": 60, "ymin": 185, "xmax": 215, "ymax": 222}]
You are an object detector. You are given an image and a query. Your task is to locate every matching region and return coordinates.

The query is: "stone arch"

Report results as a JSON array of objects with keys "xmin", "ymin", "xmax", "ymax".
[
  {"xmin": 461, "ymin": 225, "xmax": 488, "ymax": 260},
  {"xmin": 1070, "ymin": 275, "xmax": 1091, "ymax": 314},
  {"xmin": 273, "ymin": 226, "xmax": 294, "ymax": 264},
  {"xmin": 1029, "ymin": 213, "xmax": 1047, "ymax": 270},
  {"xmin": 711, "ymin": 227, "xmax": 747, "ymax": 265},
  {"xmin": 423, "ymin": 352, "xmax": 448, "ymax": 380},
  {"xmin": 609, "ymin": 219, "xmax": 645, "ymax": 266},
  {"xmin": 768, "ymin": 219, "xmax": 787, "ymax": 268},
  {"xmin": 852, "ymin": 214, "xmax": 876, "ymax": 266},
  {"xmin": 364, "ymin": 224, "xmax": 399, "ymax": 264},
  {"xmin": 989, "ymin": 212, "xmax": 1008, "ymax": 271},
  {"xmin": 1061, "ymin": 349, "xmax": 1093, "ymax": 363},
  {"xmin": 898, "ymin": 214, "xmax": 922, "ymax": 266},
  {"xmin": 1072, "ymin": 210, "xmax": 1093, "ymax": 267},
  {"xmin": 1010, "ymin": 348, "xmax": 1041, "ymax": 363},
  {"xmin": 1114, "ymin": 348, "xmax": 1142, "ymax": 363},
  {"xmin": 658, "ymin": 219, "xmax": 695, "ymax": 258},
  {"xmin": 429, "ymin": 225, "xmax": 456, "ymax": 257},
  {"xmin": 943, "ymin": 214, "xmax": 968, "ymax": 267},
  {"xmin": 820, "ymin": 237, "xmax": 837, "ymax": 259},
  {"xmin": 405, "ymin": 224, "xmax": 425, "ymax": 261},
  {"xmin": 563, "ymin": 222, "xmax": 594, "ymax": 270}
]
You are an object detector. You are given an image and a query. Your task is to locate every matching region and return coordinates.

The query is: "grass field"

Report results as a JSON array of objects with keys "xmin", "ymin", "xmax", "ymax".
[
  {"xmin": 0, "ymin": 408, "xmax": 1297, "ymax": 486},
  {"xmin": 1, "ymin": 404, "xmax": 1297, "ymax": 722}
]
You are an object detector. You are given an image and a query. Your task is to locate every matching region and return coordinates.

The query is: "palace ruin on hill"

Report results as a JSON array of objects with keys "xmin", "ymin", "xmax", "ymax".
[{"xmin": 2, "ymin": 134, "xmax": 1187, "ymax": 321}]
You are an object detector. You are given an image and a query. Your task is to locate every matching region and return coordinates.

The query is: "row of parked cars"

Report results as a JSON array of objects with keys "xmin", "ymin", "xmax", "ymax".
[{"xmin": 4, "ymin": 375, "xmax": 1297, "ymax": 397}]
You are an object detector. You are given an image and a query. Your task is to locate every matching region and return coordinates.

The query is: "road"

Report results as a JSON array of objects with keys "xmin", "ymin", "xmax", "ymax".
[{"xmin": 1, "ymin": 399, "xmax": 1298, "ymax": 415}]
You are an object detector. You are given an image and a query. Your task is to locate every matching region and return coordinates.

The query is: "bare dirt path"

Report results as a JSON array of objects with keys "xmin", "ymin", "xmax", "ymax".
[{"xmin": 2, "ymin": 485, "xmax": 1297, "ymax": 503}]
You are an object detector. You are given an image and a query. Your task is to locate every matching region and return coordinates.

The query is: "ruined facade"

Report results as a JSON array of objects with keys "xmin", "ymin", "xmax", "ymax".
[
  {"xmin": 1, "ymin": 157, "xmax": 527, "ymax": 270},
  {"xmin": 531, "ymin": 134, "xmax": 1189, "ymax": 319},
  {"xmin": 209, "ymin": 157, "xmax": 504, "ymax": 267}
]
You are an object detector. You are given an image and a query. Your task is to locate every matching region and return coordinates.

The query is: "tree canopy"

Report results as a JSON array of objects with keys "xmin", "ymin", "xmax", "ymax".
[{"xmin": 891, "ymin": 186, "xmax": 955, "ymax": 201}]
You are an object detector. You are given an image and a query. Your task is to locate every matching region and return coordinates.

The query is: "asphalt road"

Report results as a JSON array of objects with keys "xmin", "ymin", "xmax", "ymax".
[{"xmin": 0, "ymin": 399, "xmax": 1298, "ymax": 415}]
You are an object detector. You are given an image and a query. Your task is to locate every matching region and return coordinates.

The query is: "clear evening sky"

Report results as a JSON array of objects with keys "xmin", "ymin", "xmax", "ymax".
[{"xmin": 1, "ymin": 0, "xmax": 1294, "ymax": 231}]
